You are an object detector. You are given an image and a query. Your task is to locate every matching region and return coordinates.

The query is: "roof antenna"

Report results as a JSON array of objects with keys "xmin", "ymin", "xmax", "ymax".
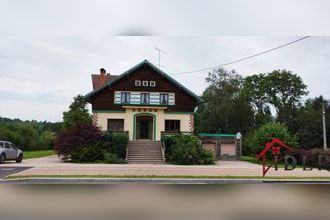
[{"xmin": 154, "ymin": 46, "xmax": 166, "ymax": 69}]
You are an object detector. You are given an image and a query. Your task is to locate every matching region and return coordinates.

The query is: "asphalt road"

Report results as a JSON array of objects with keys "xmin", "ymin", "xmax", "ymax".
[
  {"xmin": 1, "ymin": 178, "xmax": 330, "ymax": 184},
  {"xmin": 0, "ymin": 166, "xmax": 33, "ymax": 179}
]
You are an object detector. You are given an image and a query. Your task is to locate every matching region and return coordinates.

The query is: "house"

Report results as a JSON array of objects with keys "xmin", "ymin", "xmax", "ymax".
[{"xmin": 84, "ymin": 60, "xmax": 202, "ymax": 142}]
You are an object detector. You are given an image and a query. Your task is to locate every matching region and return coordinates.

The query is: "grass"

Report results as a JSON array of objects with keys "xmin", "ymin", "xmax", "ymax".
[
  {"xmin": 242, "ymin": 155, "xmax": 302, "ymax": 168},
  {"xmin": 242, "ymin": 155, "xmax": 261, "ymax": 164},
  {"xmin": 23, "ymin": 150, "xmax": 55, "ymax": 159},
  {"xmin": 4, "ymin": 174, "xmax": 330, "ymax": 180}
]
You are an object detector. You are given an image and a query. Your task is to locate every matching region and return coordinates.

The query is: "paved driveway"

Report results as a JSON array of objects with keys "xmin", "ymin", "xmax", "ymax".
[
  {"xmin": 0, "ymin": 167, "xmax": 33, "ymax": 178},
  {"xmin": 1, "ymin": 155, "xmax": 330, "ymax": 178}
]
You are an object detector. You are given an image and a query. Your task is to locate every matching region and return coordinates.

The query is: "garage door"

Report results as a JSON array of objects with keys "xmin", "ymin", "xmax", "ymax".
[{"xmin": 221, "ymin": 143, "xmax": 236, "ymax": 156}]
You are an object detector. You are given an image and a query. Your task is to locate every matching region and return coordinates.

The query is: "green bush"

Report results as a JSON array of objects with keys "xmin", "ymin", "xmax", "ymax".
[
  {"xmin": 71, "ymin": 142, "xmax": 105, "ymax": 163},
  {"xmin": 169, "ymin": 135, "xmax": 215, "ymax": 165},
  {"xmin": 104, "ymin": 153, "xmax": 127, "ymax": 164},
  {"xmin": 103, "ymin": 133, "xmax": 129, "ymax": 159},
  {"xmin": 244, "ymin": 122, "xmax": 298, "ymax": 155},
  {"xmin": 161, "ymin": 135, "xmax": 177, "ymax": 161}
]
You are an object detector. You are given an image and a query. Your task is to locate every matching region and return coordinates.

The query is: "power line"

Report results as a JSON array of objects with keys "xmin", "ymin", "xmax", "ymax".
[{"xmin": 171, "ymin": 36, "xmax": 311, "ymax": 75}]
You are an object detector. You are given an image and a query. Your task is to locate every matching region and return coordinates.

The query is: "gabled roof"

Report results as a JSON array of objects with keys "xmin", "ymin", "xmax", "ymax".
[
  {"xmin": 84, "ymin": 59, "xmax": 203, "ymax": 103},
  {"xmin": 91, "ymin": 74, "xmax": 119, "ymax": 90}
]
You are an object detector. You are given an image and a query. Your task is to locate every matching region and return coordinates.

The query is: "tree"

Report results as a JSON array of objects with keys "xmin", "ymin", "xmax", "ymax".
[
  {"xmin": 242, "ymin": 70, "xmax": 308, "ymax": 133},
  {"xmin": 196, "ymin": 68, "xmax": 254, "ymax": 134},
  {"xmin": 242, "ymin": 74, "xmax": 273, "ymax": 128},
  {"xmin": 244, "ymin": 122, "xmax": 298, "ymax": 155},
  {"xmin": 265, "ymin": 70, "xmax": 308, "ymax": 132},
  {"xmin": 63, "ymin": 95, "xmax": 92, "ymax": 128},
  {"xmin": 296, "ymin": 96, "xmax": 330, "ymax": 149}
]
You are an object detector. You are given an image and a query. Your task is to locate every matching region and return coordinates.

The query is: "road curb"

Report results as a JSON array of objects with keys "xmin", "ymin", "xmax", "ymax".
[{"xmin": 1, "ymin": 178, "xmax": 330, "ymax": 184}]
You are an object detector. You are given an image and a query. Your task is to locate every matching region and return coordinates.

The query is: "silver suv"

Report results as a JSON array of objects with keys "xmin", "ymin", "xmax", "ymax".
[{"xmin": 0, "ymin": 141, "xmax": 23, "ymax": 164}]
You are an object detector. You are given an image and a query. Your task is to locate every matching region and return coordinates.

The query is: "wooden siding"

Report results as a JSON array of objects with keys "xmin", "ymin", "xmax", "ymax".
[{"xmin": 90, "ymin": 65, "xmax": 199, "ymax": 112}]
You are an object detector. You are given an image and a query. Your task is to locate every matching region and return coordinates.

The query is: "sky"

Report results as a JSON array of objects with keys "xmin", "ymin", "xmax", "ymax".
[{"xmin": 1, "ymin": 0, "xmax": 330, "ymax": 122}]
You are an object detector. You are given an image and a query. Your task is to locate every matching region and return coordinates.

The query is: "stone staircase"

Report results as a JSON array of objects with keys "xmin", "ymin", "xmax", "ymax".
[{"xmin": 127, "ymin": 140, "xmax": 165, "ymax": 164}]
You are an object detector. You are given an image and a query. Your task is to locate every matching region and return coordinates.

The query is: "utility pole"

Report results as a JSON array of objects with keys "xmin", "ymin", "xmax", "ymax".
[
  {"xmin": 154, "ymin": 47, "xmax": 166, "ymax": 68},
  {"xmin": 322, "ymin": 102, "xmax": 327, "ymax": 150}
]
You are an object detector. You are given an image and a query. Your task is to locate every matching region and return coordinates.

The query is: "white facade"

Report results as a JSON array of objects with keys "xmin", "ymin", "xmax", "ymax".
[{"xmin": 93, "ymin": 108, "xmax": 194, "ymax": 141}]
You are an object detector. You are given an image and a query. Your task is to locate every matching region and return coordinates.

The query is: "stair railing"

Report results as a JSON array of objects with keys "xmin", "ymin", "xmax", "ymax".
[
  {"xmin": 125, "ymin": 131, "xmax": 129, "ymax": 162},
  {"xmin": 160, "ymin": 140, "xmax": 166, "ymax": 162}
]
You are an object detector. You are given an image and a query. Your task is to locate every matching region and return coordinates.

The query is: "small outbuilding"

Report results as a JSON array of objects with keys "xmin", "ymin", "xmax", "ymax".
[{"xmin": 199, "ymin": 133, "xmax": 242, "ymax": 160}]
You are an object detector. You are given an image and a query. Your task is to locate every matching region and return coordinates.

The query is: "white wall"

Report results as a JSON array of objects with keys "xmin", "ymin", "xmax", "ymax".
[{"xmin": 94, "ymin": 110, "xmax": 193, "ymax": 141}]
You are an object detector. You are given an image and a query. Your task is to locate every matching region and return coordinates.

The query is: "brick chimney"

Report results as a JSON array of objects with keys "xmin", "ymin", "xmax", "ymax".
[{"xmin": 100, "ymin": 68, "xmax": 106, "ymax": 75}]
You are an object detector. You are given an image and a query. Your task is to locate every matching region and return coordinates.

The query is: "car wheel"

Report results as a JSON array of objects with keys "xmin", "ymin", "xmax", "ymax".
[
  {"xmin": 0, "ymin": 154, "xmax": 5, "ymax": 164},
  {"xmin": 16, "ymin": 154, "xmax": 23, "ymax": 163}
]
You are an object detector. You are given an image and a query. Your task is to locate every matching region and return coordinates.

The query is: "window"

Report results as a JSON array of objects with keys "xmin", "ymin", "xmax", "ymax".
[
  {"xmin": 135, "ymin": 80, "xmax": 141, "ymax": 86},
  {"xmin": 142, "ymin": 81, "xmax": 149, "ymax": 87},
  {"xmin": 4, "ymin": 142, "xmax": 9, "ymax": 148},
  {"xmin": 107, "ymin": 119, "xmax": 124, "ymax": 132},
  {"xmin": 150, "ymin": 81, "xmax": 156, "ymax": 87},
  {"xmin": 140, "ymin": 93, "xmax": 150, "ymax": 104},
  {"xmin": 165, "ymin": 120, "xmax": 180, "ymax": 132},
  {"xmin": 0, "ymin": 142, "xmax": 3, "ymax": 148},
  {"xmin": 121, "ymin": 92, "xmax": 130, "ymax": 103},
  {"xmin": 160, "ymin": 93, "xmax": 169, "ymax": 105}
]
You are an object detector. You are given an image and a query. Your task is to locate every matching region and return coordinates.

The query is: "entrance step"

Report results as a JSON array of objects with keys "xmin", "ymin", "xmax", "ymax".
[{"xmin": 127, "ymin": 141, "xmax": 165, "ymax": 164}]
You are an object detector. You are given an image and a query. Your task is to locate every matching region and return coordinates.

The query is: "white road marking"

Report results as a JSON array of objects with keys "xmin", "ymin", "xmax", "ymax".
[{"xmin": 1, "ymin": 168, "xmax": 15, "ymax": 171}]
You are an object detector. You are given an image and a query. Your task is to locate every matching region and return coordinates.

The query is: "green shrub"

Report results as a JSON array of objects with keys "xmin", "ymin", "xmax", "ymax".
[
  {"xmin": 169, "ymin": 135, "xmax": 215, "ymax": 165},
  {"xmin": 161, "ymin": 135, "xmax": 177, "ymax": 161},
  {"xmin": 71, "ymin": 142, "xmax": 105, "ymax": 163},
  {"xmin": 103, "ymin": 132, "xmax": 129, "ymax": 159},
  {"xmin": 244, "ymin": 122, "xmax": 298, "ymax": 155},
  {"xmin": 104, "ymin": 153, "xmax": 127, "ymax": 164}
]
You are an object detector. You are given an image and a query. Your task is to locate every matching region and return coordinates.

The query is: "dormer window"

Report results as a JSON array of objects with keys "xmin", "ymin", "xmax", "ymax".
[
  {"xmin": 150, "ymin": 81, "xmax": 156, "ymax": 87},
  {"xmin": 142, "ymin": 81, "xmax": 149, "ymax": 87},
  {"xmin": 135, "ymin": 80, "xmax": 141, "ymax": 86}
]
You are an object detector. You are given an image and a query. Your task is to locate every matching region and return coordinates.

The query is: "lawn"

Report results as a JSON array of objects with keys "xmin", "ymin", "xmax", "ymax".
[
  {"xmin": 242, "ymin": 155, "xmax": 261, "ymax": 164},
  {"xmin": 23, "ymin": 150, "xmax": 55, "ymax": 159},
  {"xmin": 242, "ymin": 155, "xmax": 302, "ymax": 168}
]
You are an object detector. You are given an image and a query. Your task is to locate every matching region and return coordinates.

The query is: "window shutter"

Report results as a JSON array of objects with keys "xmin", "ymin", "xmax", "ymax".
[
  {"xmin": 130, "ymin": 92, "xmax": 140, "ymax": 104},
  {"xmin": 114, "ymin": 91, "xmax": 121, "ymax": 104},
  {"xmin": 169, "ymin": 93, "xmax": 175, "ymax": 105},
  {"xmin": 150, "ymin": 93, "xmax": 160, "ymax": 105}
]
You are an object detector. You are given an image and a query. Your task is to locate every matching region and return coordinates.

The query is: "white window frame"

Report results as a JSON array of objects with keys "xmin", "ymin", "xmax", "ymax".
[
  {"xmin": 135, "ymin": 80, "xmax": 141, "ymax": 86},
  {"xmin": 160, "ymin": 93, "xmax": 169, "ymax": 105},
  {"xmin": 150, "ymin": 81, "xmax": 156, "ymax": 87},
  {"xmin": 140, "ymin": 93, "xmax": 150, "ymax": 104},
  {"xmin": 142, "ymin": 81, "xmax": 149, "ymax": 87},
  {"xmin": 121, "ymin": 92, "xmax": 130, "ymax": 104}
]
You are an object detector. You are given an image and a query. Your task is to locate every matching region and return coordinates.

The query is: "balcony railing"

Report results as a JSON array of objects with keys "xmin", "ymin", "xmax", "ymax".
[{"xmin": 161, "ymin": 131, "xmax": 195, "ymax": 137}]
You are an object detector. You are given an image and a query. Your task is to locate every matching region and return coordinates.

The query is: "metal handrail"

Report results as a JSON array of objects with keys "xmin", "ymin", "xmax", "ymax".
[{"xmin": 160, "ymin": 140, "xmax": 166, "ymax": 162}]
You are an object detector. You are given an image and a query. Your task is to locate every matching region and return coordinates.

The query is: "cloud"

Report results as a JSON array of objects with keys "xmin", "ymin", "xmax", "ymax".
[
  {"xmin": 0, "ymin": 1, "xmax": 330, "ymax": 121},
  {"xmin": 0, "ymin": 36, "xmax": 329, "ymax": 122}
]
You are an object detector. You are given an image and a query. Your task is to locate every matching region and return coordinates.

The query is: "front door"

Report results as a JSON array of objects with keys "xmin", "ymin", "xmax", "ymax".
[
  {"xmin": 136, "ymin": 115, "xmax": 153, "ymax": 140},
  {"xmin": 140, "ymin": 120, "xmax": 149, "ymax": 139}
]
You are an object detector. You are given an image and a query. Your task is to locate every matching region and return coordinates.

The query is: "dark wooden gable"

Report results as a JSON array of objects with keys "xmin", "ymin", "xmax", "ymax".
[{"xmin": 90, "ymin": 62, "xmax": 201, "ymax": 112}]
